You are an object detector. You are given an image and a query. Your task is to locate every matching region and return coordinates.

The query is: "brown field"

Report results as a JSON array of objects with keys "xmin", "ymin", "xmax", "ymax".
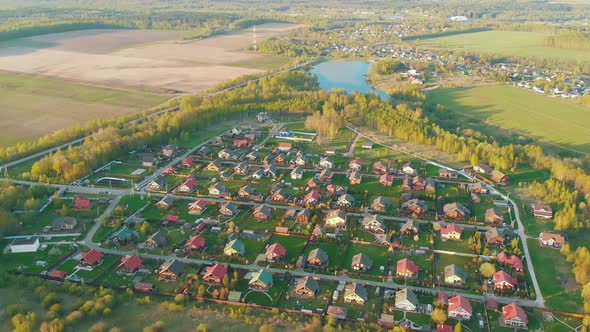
[{"xmin": 0, "ymin": 23, "xmax": 302, "ymax": 94}]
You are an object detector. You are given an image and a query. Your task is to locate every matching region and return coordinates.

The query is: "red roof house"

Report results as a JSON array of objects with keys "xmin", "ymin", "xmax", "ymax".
[
  {"xmin": 188, "ymin": 200, "xmax": 207, "ymax": 215},
  {"xmin": 303, "ymin": 191, "xmax": 322, "ymax": 205},
  {"xmin": 493, "ymin": 270, "xmax": 518, "ymax": 289},
  {"xmin": 48, "ymin": 270, "xmax": 68, "ymax": 279},
  {"xmin": 73, "ymin": 194, "xmax": 92, "ymax": 210},
  {"xmin": 203, "ymin": 263, "xmax": 228, "ymax": 285},
  {"xmin": 396, "ymin": 258, "xmax": 420, "ymax": 278},
  {"xmin": 497, "ymin": 252, "xmax": 524, "ymax": 272},
  {"xmin": 265, "ymin": 243, "xmax": 287, "ymax": 261},
  {"xmin": 501, "ymin": 303, "xmax": 528, "ymax": 329},
  {"xmin": 184, "ymin": 235, "xmax": 206, "ymax": 252},
  {"xmin": 181, "ymin": 156, "xmax": 195, "ymax": 168},
  {"xmin": 379, "ymin": 174, "xmax": 394, "ymax": 187},
  {"xmin": 78, "ymin": 249, "xmax": 103, "ymax": 268},
  {"xmin": 162, "ymin": 166, "xmax": 176, "ymax": 175},
  {"xmin": 448, "ymin": 295, "xmax": 473, "ymax": 320},
  {"xmin": 118, "ymin": 255, "xmax": 143, "ymax": 274},
  {"xmin": 163, "ymin": 214, "xmax": 180, "ymax": 225}
]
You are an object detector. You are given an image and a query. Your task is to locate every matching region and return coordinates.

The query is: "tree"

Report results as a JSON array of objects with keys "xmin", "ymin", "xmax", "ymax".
[
  {"xmin": 560, "ymin": 243, "xmax": 572, "ymax": 257},
  {"xmin": 59, "ymin": 204, "xmax": 69, "ymax": 217},
  {"xmin": 431, "ymin": 308, "xmax": 447, "ymax": 324},
  {"xmin": 195, "ymin": 323, "xmax": 208, "ymax": 332},
  {"xmin": 174, "ymin": 294, "xmax": 185, "ymax": 303},
  {"xmin": 454, "ymin": 321, "xmax": 462, "ymax": 332},
  {"xmin": 480, "ymin": 262, "xmax": 496, "ymax": 278},
  {"xmin": 259, "ymin": 325, "xmax": 275, "ymax": 332},
  {"xmin": 197, "ymin": 284, "xmax": 206, "ymax": 298}
]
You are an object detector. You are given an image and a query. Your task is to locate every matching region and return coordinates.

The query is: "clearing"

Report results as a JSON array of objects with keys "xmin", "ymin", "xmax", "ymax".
[
  {"xmin": 415, "ymin": 30, "xmax": 590, "ymax": 63},
  {"xmin": 426, "ymin": 85, "xmax": 590, "ymax": 154}
]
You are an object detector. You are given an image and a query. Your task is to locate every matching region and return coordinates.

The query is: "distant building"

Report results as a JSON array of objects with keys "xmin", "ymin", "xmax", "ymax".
[{"xmin": 9, "ymin": 238, "xmax": 40, "ymax": 253}]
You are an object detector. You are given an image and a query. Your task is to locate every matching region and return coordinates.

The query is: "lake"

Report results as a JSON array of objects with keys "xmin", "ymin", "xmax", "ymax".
[{"xmin": 309, "ymin": 61, "xmax": 388, "ymax": 100}]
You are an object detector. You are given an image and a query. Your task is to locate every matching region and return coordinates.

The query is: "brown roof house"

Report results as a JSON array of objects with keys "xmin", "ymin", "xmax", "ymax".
[
  {"xmin": 539, "ymin": 231, "xmax": 567, "ymax": 248},
  {"xmin": 307, "ymin": 248, "xmax": 329, "ymax": 266},
  {"xmin": 158, "ymin": 259, "xmax": 184, "ymax": 281},
  {"xmin": 219, "ymin": 202, "xmax": 238, "ymax": 217},
  {"xmin": 395, "ymin": 287, "xmax": 418, "ymax": 312},
  {"xmin": 253, "ymin": 205, "xmax": 272, "ymax": 221},
  {"xmin": 492, "ymin": 170, "xmax": 508, "ymax": 184},
  {"xmin": 202, "ymin": 263, "xmax": 228, "ymax": 285},
  {"xmin": 379, "ymin": 173, "xmax": 394, "ymax": 187},
  {"xmin": 351, "ymin": 253, "xmax": 373, "ymax": 272},
  {"xmin": 265, "ymin": 243, "xmax": 287, "ymax": 261},
  {"xmin": 335, "ymin": 193, "xmax": 355, "ymax": 207},
  {"xmin": 343, "ymin": 282, "xmax": 368, "ymax": 305},
  {"xmin": 443, "ymin": 203, "xmax": 471, "ymax": 219},
  {"xmin": 400, "ymin": 219, "xmax": 419, "ymax": 235},
  {"xmin": 371, "ymin": 196, "xmax": 390, "ymax": 212},
  {"xmin": 401, "ymin": 199, "xmax": 428, "ymax": 215},
  {"xmin": 361, "ymin": 214, "xmax": 386, "ymax": 234},
  {"xmin": 444, "ymin": 264, "xmax": 466, "ymax": 285},
  {"xmin": 485, "ymin": 208, "xmax": 505, "ymax": 225},
  {"xmin": 532, "ymin": 204, "xmax": 553, "ymax": 219},
  {"xmin": 486, "ymin": 228, "xmax": 506, "ymax": 247},
  {"xmin": 146, "ymin": 230, "xmax": 168, "ymax": 248},
  {"xmin": 294, "ymin": 276, "xmax": 319, "ymax": 298}
]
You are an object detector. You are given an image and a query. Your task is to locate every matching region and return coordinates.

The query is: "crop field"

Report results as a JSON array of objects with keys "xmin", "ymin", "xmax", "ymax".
[
  {"xmin": 427, "ymin": 85, "xmax": 590, "ymax": 154},
  {"xmin": 416, "ymin": 30, "xmax": 590, "ymax": 63},
  {"xmin": 0, "ymin": 72, "xmax": 167, "ymax": 147}
]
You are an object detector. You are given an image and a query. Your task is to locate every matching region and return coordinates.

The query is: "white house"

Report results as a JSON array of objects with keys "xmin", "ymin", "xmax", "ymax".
[{"xmin": 10, "ymin": 238, "xmax": 40, "ymax": 253}]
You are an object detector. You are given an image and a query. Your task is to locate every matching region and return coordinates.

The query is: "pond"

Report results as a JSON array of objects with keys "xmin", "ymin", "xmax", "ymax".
[{"xmin": 309, "ymin": 60, "xmax": 388, "ymax": 100}]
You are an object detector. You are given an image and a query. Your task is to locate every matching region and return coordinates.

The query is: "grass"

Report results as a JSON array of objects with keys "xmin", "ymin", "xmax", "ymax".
[
  {"xmin": 416, "ymin": 30, "xmax": 590, "ymax": 63},
  {"xmin": 0, "ymin": 245, "xmax": 75, "ymax": 274},
  {"xmin": 229, "ymin": 56, "xmax": 292, "ymax": 70},
  {"xmin": 343, "ymin": 243, "xmax": 390, "ymax": 277},
  {"xmin": 0, "ymin": 72, "xmax": 167, "ymax": 147},
  {"xmin": 276, "ymin": 279, "xmax": 334, "ymax": 311},
  {"xmin": 265, "ymin": 234, "xmax": 308, "ymax": 266},
  {"xmin": 426, "ymin": 85, "xmax": 590, "ymax": 154}
]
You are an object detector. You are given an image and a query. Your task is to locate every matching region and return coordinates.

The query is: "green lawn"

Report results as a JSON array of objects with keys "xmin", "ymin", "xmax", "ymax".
[
  {"xmin": 303, "ymin": 242, "xmax": 348, "ymax": 271},
  {"xmin": 276, "ymin": 279, "xmax": 334, "ymax": 312},
  {"xmin": 343, "ymin": 243, "xmax": 390, "ymax": 277},
  {"xmin": 416, "ymin": 30, "xmax": 590, "ymax": 63},
  {"xmin": 265, "ymin": 234, "xmax": 308, "ymax": 266},
  {"xmin": 426, "ymin": 85, "xmax": 590, "ymax": 153},
  {"xmin": 0, "ymin": 245, "xmax": 75, "ymax": 274},
  {"xmin": 434, "ymin": 253, "xmax": 481, "ymax": 293}
]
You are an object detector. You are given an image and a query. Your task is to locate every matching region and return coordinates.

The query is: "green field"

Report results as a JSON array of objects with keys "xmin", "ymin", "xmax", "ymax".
[
  {"xmin": 416, "ymin": 30, "xmax": 590, "ymax": 63},
  {"xmin": 427, "ymin": 85, "xmax": 590, "ymax": 153},
  {"xmin": 0, "ymin": 73, "xmax": 168, "ymax": 147}
]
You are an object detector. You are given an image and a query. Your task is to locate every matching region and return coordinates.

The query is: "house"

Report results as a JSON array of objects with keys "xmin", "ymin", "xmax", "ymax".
[
  {"xmin": 493, "ymin": 270, "xmax": 518, "ymax": 289},
  {"xmin": 148, "ymin": 178, "xmax": 168, "ymax": 192},
  {"xmin": 373, "ymin": 161, "xmax": 389, "ymax": 174},
  {"xmin": 443, "ymin": 203, "xmax": 471, "ymax": 219},
  {"xmin": 253, "ymin": 205, "xmax": 272, "ymax": 221},
  {"xmin": 441, "ymin": 224, "xmax": 463, "ymax": 240},
  {"xmin": 435, "ymin": 325, "xmax": 453, "ymax": 332},
  {"xmin": 351, "ymin": 253, "xmax": 373, "ymax": 271},
  {"xmin": 397, "ymin": 258, "xmax": 419, "ymax": 278},
  {"xmin": 325, "ymin": 209, "xmax": 347, "ymax": 229},
  {"xmin": 224, "ymin": 239, "xmax": 245, "ymax": 256},
  {"xmin": 327, "ymin": 306, "xmax": 348, "ymax": 320},
  {"xmin": 294, "ymin": 276, "xmax": 319, "ymax": 297},
  {"xmin": 146, "ymin": 231, "xmax": 168, "ymax": 248},
  {"xmin": 400, "ymin": 219, "xmax": 419, "ymax": 235},
  {"xmin": 203, "ymin": 263, "xmax": 227, "ymax": 285},
  {"xmin": 362, "ymin": 214, "xmax": 385, "ymax": 233},
  {"xmin": 188, "ymin": 200, "xmax": 207, "ymax": 215},
  {"xmin": 52, "ymin": 217, "xmax": 78, "ymax": 231},
  {"xmin": 109, "ymin": 227, "xmax": 136, "ymax": 245},
  {"xmin": 471, "ymin": 193, "xmax": 481, "ymax": 203},
  {"xmin": 371, "ymin": 196, "xmax": 390, "ymax": 212},
  {"xmin": 395, "ymin": 288, "xmax": 418, "ymax": 311},
  {"xmin": 230, "ymin": 126, "xmax": 243, "ymax": 136},
  {"xmin": 262, "ymin": 155, "xmax": 273, "ymax": 166},
  {"xmin": 275, "ymin": 153, "xmax": 287, "ymax": 164},
  {"xmin": 310, "ymin": 224, "xmax": 325, "ymax": 241},
  {"xmin": 344, "ymin": 282, "xmax": 368, "ymax": 304},
  {"xmin": 197, "ymin": 146, "xmax": 213, "ymax": 158},
  {"xmin": 448, "ymin": 295, "xmax": 473, "ymax": 320},
  {"xmin": 497, "ymin": 252, "xmax": 524, "ymax": 272},
  {"xmin": 264, "ymin": 164, "xmax": 278, "ymax": 178},
  {"xmin": 425, "ymin": 177, "xmax": 436, "ymax": 192},
  {"xmin": 486, "ymin": 228, "xmax": 506, "ymax": 247},
  {"xmin": 219, "ymin": 171, "xmax": 231, "ymax": 180},
  {"xmin": 245, "ymin": 151, "xmax": 259, "ymax": 162},
  {"xmin": 142, "ymin": 153, "xmax": 156, "ymax": 167},
  {"xmin": 184, "ymin": 235, "xmax": 206, "ymax": 252},
  {"xmin": 379, "ymin": 173, "xmax": 394, "ymax": 187},
  {"xmin": 238, "ymin": 185, "xmax": 255, "ymax": 199},
  {"xmin": 501, "ymin": 303, "xmax": 528, "ymax": 329},
  {"xmin": 162, "ymin": 166, "xmax": 176, "ymax": 175},
  {"xmin": 118, "ymin": 255, "xmax": 143, "ymax": 274},
  {"xmin": 219, "ymin": 202, "xmax": 238, "ymax": 216},
  {"xmin": 156, "ymin": 196, "xmax": 174, "ymax": 209},
  {"xmin": 336, "ymin": 193, "xmax": 355, "ymax": 207},
  {"xmin": 233, "ymin": 138, "xmax": 250, "ymax": 149},
  {"xmin": 401, "ymin": 199, "xmax": 428, "ymax": 215},
  {"xmin": 324, "ymin": 148, "xmax": 336, "ymax": 156},
  {"xmin": 439, "ymin": 168, "xmax": 458, "ymax": 178},
  {"xmin": 326, "ymin": 184, "xmax": 346, "ymax": 195},
  {"xmin": 402, "ymin": 162, "xmax": 418, "ymax": 175},
  {"xmin": 278, "ymin": 142, "xmax": 292, "ymax": 152},
  {"xmin": 349, "ymin": 171, "xmax": 362, "ymax": 185},
  {"xmin": 307, "ymin": 177, "xmax": 322, "ymax": 189},
  {"xmin": 403, "ymin": 175, "xmax": 428, "ymax": 191},
  {"xmin": 218, "ymin": 148, "xmax": 237, "ymax": 160},
  {"xmin": 48, "ymin": 270, "xmax": 68, "ymax": 280},
  {"xmin": 474, "ymin": 164, "xmax": 493, "ymax": 174},
  {"xmin": 468, "ymin": 182, "xmax": 487, "ymax": 194},
  {"xmin": 234, "ymin": 161, "xmax": 249, "ymax": 175},
  {"xmin": 249, "ymin": 268, "xmax": 273, "ymax": 290},
  {"xmin": 362, "ymin": 143, "xmax": 373, "ymax": 149},
  {"xmin": 492, "ymin": 170, "xmax": 508, "ymax": 184},
  {"xmin": 271, "ymin": 188, "xmax": 289, "ymax": 202},
  {"xmin": 532, "ymin": 204, "xmax": 553, "ymax": 219},
  {"xmin": 349, "ymin": 159, "xmax": 362, "ymax": 171},
  {"xmin": 252, "ymin": 169, "xmax": 264, "ymax": 180},
  {"xmin": 444, "ymin": 264, "xmax": 466, "ymax": 285},
  {"xmin": 78, "ymin": 249, "xmax": 103, "ymax": 268},
  {"xmin": 291, "ymin": 166, "xmax": 304, "ymax": 180},
  {"xmin": 9, "ymin": 238, "xmax": 40, "ymax": 253},
  {"xmin": 162, "ymin": 144, "xmax": 178, "ymax": 158},
  {"xmin": 134, "ymin": 282, "xmax": 155, "ymax": 292},
  {"xmin": 297, "ymin": 209, "xmax": 311, "ymax": 224},
  {"xmin": 208, "ymin": 182, "xmax": 228, "ymax": 197},
  {"xmin": 206, "ymin": 160, "xmax": 222, "ymax": 172},
  {"xmin": 181, "ymin": 156, "xmax": 195, "ymax": 168},
  {"xmin": 319, "ymin": 157, "xmax": 334, "ymax": 169},
  {"xmin": 307, "ymin": 248, "xmax": 328, "ymax": 266},
  {"xmin": 485, "ymin": 208, "xmax": 504, "ymax": 224},
  {"xmin": 177, "ymin": 178, "xmax": 197, "ymax": 193},
  {"xmin": 292, "ymin": 155, "xmax": 308, "ymax": 167},
  {"xmin": 303, "ymin": 191, "xmax": 322, "ymax": 205},
  {"xmin": 73, "ymin": 194, "xmax": 92, "ymax": 210},
  {"xmin": 319, "ymin": 169, "xmax": 334, "ymax": 183},
  {"xmin": 437, "ymin": 293, "xmax": 449, "ymax": 307},
  {"xmin": 158, "ymin": 259, "xmax": 184, "ymax": 281},
  {"xmin": 539, "ymin": 231, "xmax": 567, "ymax": 248},
  {"xmin": 265, "ymin": 243, "xmax": 286, "ymax": 261}
]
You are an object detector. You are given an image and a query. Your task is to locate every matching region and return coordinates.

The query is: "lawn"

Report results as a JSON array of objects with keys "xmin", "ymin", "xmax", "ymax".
[
  {"xmin": 265, "ymin": 234, "xmax": 308, "ymax": 266},
  {"xmin": 434, "ymin": 253, "xmax": 481, "ymax": 293},
  {"xmin": 343, "ymin": 243, "xmax": 390, "ymax": 277},
  {"xmin": 303, "ymin": 242, "xmax": 349, "ymax": 271},
  {"xmin": 426, "ymin": 85, "xmax": 590, "ymax": 154},
  {"xmin": 0, "ymin": 72, "xmax": 167, "ymax": 147},
  {"xmin": 391, "ymin": 250, "xmax": 433, "ymax": 286},
  {"xmin": 276, "ymin": 279, "xmax": 334, "ymax": 312},
  {"xmin": 0, "ymin": 244, "xmax": 75, "ymax": 274},
  {"xmin": 334, "ymin": 284, "xmax": 381, "ymax": 322},
  {"xmin": 416, "ymin": 30, "xmax": 590, "ymax": 64}
]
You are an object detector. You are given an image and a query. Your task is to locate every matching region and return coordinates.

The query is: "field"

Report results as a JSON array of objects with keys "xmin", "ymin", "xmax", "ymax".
[
  {"xmin": 0, "ymin": 24, "xmax": 302, "ymax": 95},
  {"xmin": 416, "ymin": 30, "xmax": 590, "ymax": 63},
  {"xmin": 427, "ymin": 85, "xmax": 590, "ymax": 154},
  {"xmin": 0, "ymin": 72, "xmax": 167, "ymax": 147}
]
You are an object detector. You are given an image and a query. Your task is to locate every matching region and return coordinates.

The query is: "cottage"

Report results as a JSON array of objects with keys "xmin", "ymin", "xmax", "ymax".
[
  {"xmin": 326, "ymin": 184, "xmax": 346, "ymax": 195},
  {"xmin": 395, "ymin": 288, "xmax": 418, "ymax": 311},
  {"xmin": 219, "ymin": 170, "xmax": 232, "ymax": 180},
  {"xmin": 109, "ymin": 226, "xmax": 137, "ymax": 245},
  {"xmin": 262, "ymin": 154, "xmax": 274, "ymax": 166},
  {"xmin": 471, "ymin": 193, "xmax": 481, "ymax": 203},
  {"xmin": 294, "ymin": 276, "xmax": 319, "ymax": 297},
  {"xmin": 448, "ymin": 295, "xmax": 473, "ymax": 320},
  {"xmin": 325, "ymin": 209, "xmax": 347, "ymax": 229},
  {"xmin": 203, "ymin": 263, "xmax": 227, "ymax": 285},
  {"xmin": 485, "ymin": 208, "xmax": 504, "ymax": 224},
  {"xmin": 443, "ymin": 203, "xmax": 471, "ymax": 219},
  {"xmin": 78, "ymin": 249, "xmax": 103, "ymax": 268},
  {"xmin": 188, "ymin": 200, "xmax": 207, "ymax": 215},
  {"xmin": 307, "ymin": 177, "xmax": 322, "ymax": 189},
  {"xmin": 206, "ymin": 160, "xmax": 223, "ymax": 172},
  {"xmin": 158, "ymin": 259, "xmax": 184, "ymax": 281},
  {"xmin": 441, "ymin": 224, "xmax": 463, "ymax": 240},
  {"xmin": 245, "ymin": 151, "xmax": 259, "ymax": 162},
  {"xmin": 493, "ymin": 270, "xmax": 518, "ymax": 289},
  {"xmin": 474, "ymin": 164, "xmax": 492, "ymax": 174},
  {"xmin": 292, "ymin": 155, "xmax": 308, "ymax": 167},
  {"xmin": 145, "ymin": 230, "xmax": 168, "ymax": 248},
  {"xmin": 219, "ymin": 202, "xmax": 238, "ymax": 216},
  {"xmin": 319, "ymin": 157, "xmax": 334, "ymax": 169},
  {"xmin": 492, "ymin": 170, "xmax": 508, "ymax": 184},
  {"xmin": 425, "ymin": 177, "xmax": 436, "ymax": 192},
  {"xmin": 436, "ymin": 325, "xmax": 453, "ymax": 332},
  {"xmin": 373, "ymin": 161, "xmax": 389, "ymax": 174},
  {"xmin": 401, "ymin": 199, "xmax": 428, "ymax": 215},
  {"xmin": 379, "ymin": 173, "xmax": 394, "ymax": 187},
  {"xmin": 349, "ymin": 171, "xmax": 362, "ymax": 185},
  {"xmin": 497, "ymin": 252, "xmax": 524, "ymax": 272},
  {"xmin": 539, "ymin": 231, "xmax": 567, "ymax": 248},
  {"xmin": 73, "ymin": 194, "xmax": 92, "ymax": 210},
  {"xmin": 230, "ymin": 126, "xmax": 243, "ymax": 136},
  {"xmin": 142, "ymin": 153, "xmax": 156, "ymax": 167},
  {"xmin": 468, "ymin": 182, "xmax": 487, "ymax": 194},
  {"xmin": 336, "ymin": 193, "xmax": 355, "ymax": 207},
  {"xmin": 344, "ymin": 282, "xmax": 368, "ymax": 304},
  {"xmin": 310, "ymin": 224, "xmax": 325, "ymax": 241},
  {"xmin": 218, "ymin": 148, "xmax": 237, "ymax": 160},
  {"xmin": 9, "ymin": 238, "xmax": 40, "ymax": 253},
  {"xmin": 162, "ymin": 166, "xmax": 176, "ymax": 175},
  {"xmin": 319, "ymin": 169, "xmax": 334, "ymax": 183},
  {"xmin": 291, "ymin": 166, "xmax": 304, "ymax": 180},
  {"xmin": 234, "ymin": 161, "xmax": 249, "ymax": 175},
  {"xmin": 233, "ymin": 138, "xmax": 250, "ymax": 149},
  {"xmin": 297, "ymin": 209, "xmax": 311, "ymax": 224},
  {"xmin": 402, "ymin": 162, "xmax": 418, "ymax": 175},
  {"xmin": 275, "ymin": 153, "xmax": 287, "ymax": 164},
  {"xmin": 253, "ymin": 205, "xmax": 272, "ymax": 221},
  {"xmin": 148, "ymin": 178, "xmax": 168, "ymax": 192},
  {"xmin": 303, "ymin": 191, "xmax": 322, "ymax": 205},
  {"xmin": 238, "ymin": 185, "xmax": 255, "ymax": 199},
  {"xmin": 52, "ymin": 217, "xmax": 78, "ymax": 231},
  {"xmin": 208, "ymin": 182, "xmax": 228, "ymax": 197},
  {"xmin": 486, "ymin": 228, "xmax": 506, "ymax": 247},
  {"xmin": 184, "ymin": 235, "xmax": 206, "ymax": 252},
  {"xmin": 264, "ymin": 164, "xmax": 278, "ymax": 178},
  {"xmin": 349, "ymin": 159, "xmax": 362, "ymax": 171},
  {"xmin": 439, "ymin": 168, "xmax": 458, "ymax": 178},
  {"xmin": 156, "ymin": 196, "xmax": 174, "ymax": 210},
  {"xmin": 118, "ymin": 255, "xmax": 143, "ymax": 274},
  {"xmin": 177, "ymin": 178, "xmax": 197, "ymax": 193},
  {"xmin": 252, "ymin": 169, "xmax": 264, "ymax": 180},
  {"xmin": 362, "ymin": 214, "xmax": 385, "ymax": 234},
  {"xmin": 351, "ymin": 253, "xmax": 373, "ymax": 271},
  {"xmin": 162, "ymin": 144, "xmax": 178, "ymax": 158},
  {"xmin": 327, "ymin": 306, "xmax": 348, "ymax": 320},
  {"xmin": 400, "ymin": 219, "xmax": 419, "ymax": 235},
  {"xmin": 48, "ymin": 270, "xmax": 68, "ymax": 280},
  {"xmin": 532, "ymin": 204, "xmax": 553, "ymax": 219},
  {"xmin": 501, "ymin": 303, "xmax": 528, "ymax": 329},
  {"xmin": 307, "ymin": 248, "xmax": 329, "ymax": 266},
  {"xmin": 444, "ymin": 264, "xmax": 466, "ymax": 285},
  {"xmin": 371, "ymin": 196, "xmax": 390, "ymax": 212},
  {"xmin": 181, "ymin": 156, "xmax": 195, "ymax": 168},
  {"xmin": 271, "ymin": 188, "xmax": 289, "ymax": 202},
  {"xmin": 249, "ymin": 268, "xmax": 273, "ymax": 290},
  {"xmin": 197, "ymin": 146, "xmax": 213, "ymax": 158},
  {"xmin": 324, "ymin": 148, "xmax": 336, "ymax": 156},
  {"xmin": 224, "ymin": 239, "xmax": 245, "ymax": 256},
  {"xmin": 397, "ymin": 258, "xmax": 419, "ymax": 278},
  {"xmin": 265, "ymin": 243, "xmax": 286, "ymax": 261},
  {"xmin": 278, "ymin": 142, "xmax": 292, "ymax": 152}
]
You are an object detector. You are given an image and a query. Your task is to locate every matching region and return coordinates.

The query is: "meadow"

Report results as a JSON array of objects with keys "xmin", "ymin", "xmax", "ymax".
[
  {"xmin": 416, "ymin": 30, "xmax": 590, "ymax": 63},
  {"xmin": 426, "ymin": 85, "xmax": 590, "ymax": 154}
]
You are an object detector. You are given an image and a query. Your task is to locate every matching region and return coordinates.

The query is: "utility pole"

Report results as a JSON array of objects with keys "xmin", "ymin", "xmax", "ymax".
[{"xmin": 253, "ymin": 26, "xmax": 257, "ymax": 51}]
